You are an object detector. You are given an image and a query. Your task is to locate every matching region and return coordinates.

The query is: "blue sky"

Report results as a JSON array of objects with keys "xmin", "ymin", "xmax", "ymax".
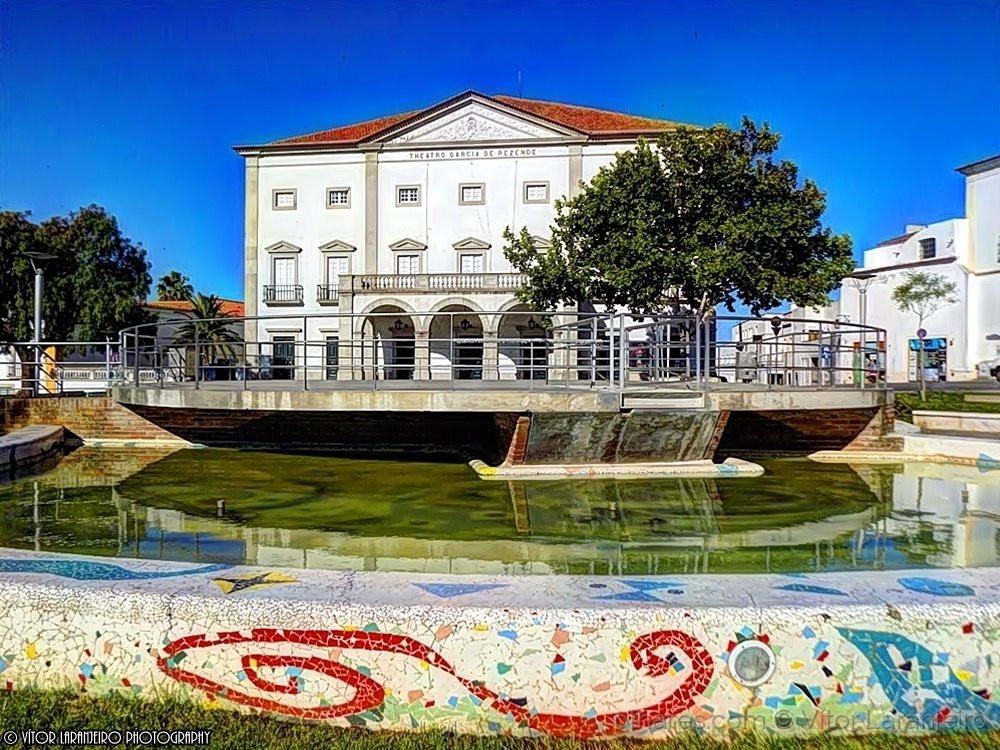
[{"xmin": 1, "ymin": 0, "xmax": 998, "ymax": 301}]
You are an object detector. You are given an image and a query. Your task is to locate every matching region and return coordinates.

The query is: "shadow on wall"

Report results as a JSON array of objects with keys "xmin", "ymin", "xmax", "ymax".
[
  {"xmin": 715, "ymin": 408, "xmax": 882, "ymax": 457},
  {"xmin": 126, "ymin": 406, "xmax": 522, "ymax": 465}
]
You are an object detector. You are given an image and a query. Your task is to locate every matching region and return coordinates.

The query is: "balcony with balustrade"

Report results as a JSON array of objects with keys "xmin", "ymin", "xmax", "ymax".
[
  {"xmin": 347, "ymin": 273, "xmax": 527, "ymax": 295},
  {"xmin": 262, "ymin": 285, "xmax": 304, "ymax": 305}
]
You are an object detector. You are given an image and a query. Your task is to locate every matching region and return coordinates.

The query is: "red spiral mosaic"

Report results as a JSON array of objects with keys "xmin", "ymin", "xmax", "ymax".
[{"xmin": 157, "ymin": 628, "xmax": 714, "ymax": 738}]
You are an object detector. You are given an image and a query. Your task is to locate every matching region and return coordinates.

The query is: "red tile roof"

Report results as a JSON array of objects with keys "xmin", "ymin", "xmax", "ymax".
[
  {"xmin": 144, "ymin": 299, "xmax": 245, "ymax": 317},
  {"xmin": 492, "ymin": 95, "xmax": 687, "ymax": 135},
  {"xmin": 264, "ymin": 91, "xmax": 690, "ymax": 147},
  {"xmin": 874, "ymin": 231, "xmax": 919, "ymax": 248},
  {"xmin": 271, "ymin": 110, "xmax": 420, "ymax": 146}
]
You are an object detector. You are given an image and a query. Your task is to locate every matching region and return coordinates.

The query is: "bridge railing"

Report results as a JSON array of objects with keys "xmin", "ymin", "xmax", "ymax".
[{"xmin": 1, "ymin": 311, "xmax": 888, "ymax": 396}]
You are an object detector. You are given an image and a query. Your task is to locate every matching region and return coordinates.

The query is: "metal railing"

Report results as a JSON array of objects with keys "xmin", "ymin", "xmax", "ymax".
[
  {"xmin": 262, "ymin": 285, "xmax": 304, "ymax": 303},
  {"xmin": 0, "ymin": 312, "xmax": 887, "ymax": 398},
  {"xmin": 352, "ymin": 273, "xmax": 527, "ymax": 294},
  {"xmin": 106, "ymin": 311, "xmax": 887, "ymax": 395},
  {"xmin": 0, "ymin": 341, "xmax": 124, "ymax": 396},
  {"xmin": 316, "ymin": 284, "xmax": 340, "ymax": 304}
]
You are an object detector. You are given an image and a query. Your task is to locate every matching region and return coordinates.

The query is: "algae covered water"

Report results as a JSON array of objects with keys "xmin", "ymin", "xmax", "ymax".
[{"xmin": 0, "ymin": 446, "xmax": 996, "ymax": 575}]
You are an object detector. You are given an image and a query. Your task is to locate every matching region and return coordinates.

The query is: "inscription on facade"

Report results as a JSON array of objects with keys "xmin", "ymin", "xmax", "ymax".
[{"xmin": 408, "ymin": 148, "xmax": 539, "ymax": 160}]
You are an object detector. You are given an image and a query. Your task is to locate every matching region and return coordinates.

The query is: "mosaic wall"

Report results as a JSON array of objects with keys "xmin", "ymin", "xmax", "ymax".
[{"xmin": 0, "ymin": 549, "xmax": 998, "ymax": 738}]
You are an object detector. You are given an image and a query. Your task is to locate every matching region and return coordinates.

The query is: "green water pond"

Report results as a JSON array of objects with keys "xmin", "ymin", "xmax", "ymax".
[{"xmin": 0, "ymin": 447, "xmax": 997, "ymax": 575}]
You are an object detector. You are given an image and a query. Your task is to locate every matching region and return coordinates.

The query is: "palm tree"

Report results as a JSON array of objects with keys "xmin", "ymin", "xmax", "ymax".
[
  {"xmin": 156, "ymin": 271, "xmax": 194, "ymax": 301},
  {"xmin": 171, "ymin": 293, "xmax": 242, "ymax": 365}
]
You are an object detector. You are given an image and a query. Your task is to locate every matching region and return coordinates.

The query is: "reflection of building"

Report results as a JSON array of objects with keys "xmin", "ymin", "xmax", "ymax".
[
  {"xmin": 235, "ymin": 90, "xmax": 694, "ymax": 380},
  {"xmin": 883, "ymin": 463, "xmax": 1000, "ymax": 568}
]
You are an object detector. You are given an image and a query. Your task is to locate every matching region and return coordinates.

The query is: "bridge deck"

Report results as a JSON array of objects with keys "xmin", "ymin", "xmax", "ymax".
[{"xmin": 113, "ymin": 381, "xmax": 889, "ymax": 413}]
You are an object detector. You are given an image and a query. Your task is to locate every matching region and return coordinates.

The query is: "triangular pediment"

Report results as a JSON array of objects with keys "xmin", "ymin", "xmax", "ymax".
[
  {"xmin": 319, "ymin": 239, "xmax": 357, "ymax": 253},
  {"xmin": 532, "ymin": 235, "xmax": 552, "ymax": 249},
  {"xmin": 388, "ymin": 237, "xmax": 428, "ymax": 252},
  {"xmin": 384, "ymin": 98, "xmax": 574, "ymax": 145},
  {"xmin": 452, "ymin": 236, "xmax": 491, "ymax": 251},
  {"xmin": 265, "ymin": 241, "xmax": 302, "ymax": 254}
]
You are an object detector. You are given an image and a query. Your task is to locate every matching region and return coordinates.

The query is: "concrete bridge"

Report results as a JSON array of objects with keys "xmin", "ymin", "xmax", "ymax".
[{"xmin": 5, "ymin": 312, "xmax": 896, "ymax": 464}]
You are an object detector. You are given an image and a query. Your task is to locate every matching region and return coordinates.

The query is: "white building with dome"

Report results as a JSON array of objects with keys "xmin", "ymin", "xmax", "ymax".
[{"xmin": 235, "ymin": 90, "xmax": 693, "ymax": 381}]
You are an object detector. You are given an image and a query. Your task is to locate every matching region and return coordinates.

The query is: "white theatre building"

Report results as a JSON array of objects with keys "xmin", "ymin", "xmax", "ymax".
[{"xmin": 235, "ymin": 90, "xmax": 692, "ymax": 380}]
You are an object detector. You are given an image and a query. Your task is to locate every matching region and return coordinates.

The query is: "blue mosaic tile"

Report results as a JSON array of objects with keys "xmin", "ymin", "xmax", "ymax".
[
  {"xmin": 775, "ymin": 583, "xmax": 849, "ymax": 597},
  {"xmin": 898, "ymin": 577, "xmax": 974, "ymax": 597},
  {"xmin": 0, "ymin": 559, "xmax": 230, "ymax": 581},
  {"xmin": 412, "ymin": 582, "xmax": 507, "ymax": 598}
]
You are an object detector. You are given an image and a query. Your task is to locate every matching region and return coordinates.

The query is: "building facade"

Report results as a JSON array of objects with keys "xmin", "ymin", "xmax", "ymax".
[
  {"xmin": 235, "ymin": 91, "xmax": 692, "ymax": 380},
  {"xmin": 731, "ymin": 154, "xmax": 1000, "ymax": 384}
]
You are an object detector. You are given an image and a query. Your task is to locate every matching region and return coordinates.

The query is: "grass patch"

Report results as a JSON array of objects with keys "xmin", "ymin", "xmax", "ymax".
[
  {"xmin": 0, "ymin": 688, "xmax": 998, "ymax": 750},
  {"xmin": 894, "ymin": 391, "xmax": 1000, "ymax": 423}
]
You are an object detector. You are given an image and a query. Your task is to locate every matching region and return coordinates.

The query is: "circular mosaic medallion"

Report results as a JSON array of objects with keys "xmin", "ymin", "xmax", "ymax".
[{"xmin": 728, "ymin": 640, "xmax": 776, "ymax": 687}]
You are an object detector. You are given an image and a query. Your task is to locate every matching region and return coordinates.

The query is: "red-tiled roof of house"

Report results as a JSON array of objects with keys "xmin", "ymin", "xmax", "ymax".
[
  {"xmin": 263, "ymin": 91, "xmax": 690, "ymax": 147},
  {"xmin": 874, "ymin": 231, "xmax": 919, "ymax": 248},
  {"xmin": 271, "ymin": 110, "xmax": 420, "ymax": 145},
  {"xmin": 492, "ymin": 95, "xmax": 687, "ymax": 134},
  {"xmin": 144, "ymin": 299, "xmax": 245, "ymax": 317}
]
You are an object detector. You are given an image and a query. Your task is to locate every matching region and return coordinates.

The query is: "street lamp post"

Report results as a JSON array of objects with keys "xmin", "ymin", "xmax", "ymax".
[
  {"xmin": 22, "ymin": 251, "xmax": 57, "ymax": 396},
  {"xmin": 848, "ymin": 273, "xmax": 877, "ymax": 387}
]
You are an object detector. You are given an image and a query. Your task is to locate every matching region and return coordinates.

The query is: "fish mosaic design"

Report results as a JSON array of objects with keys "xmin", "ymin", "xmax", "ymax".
[
  {"xmin": 157, "ymin": 628, "xmax": 715, "ymax": 737},
  {"xmin": 0, "ymin": 558, "xmax": 231, "ymax": 581},
  {"xmin": 837, "ymin": 628, "xmax": 1000, "ymax": 729}
]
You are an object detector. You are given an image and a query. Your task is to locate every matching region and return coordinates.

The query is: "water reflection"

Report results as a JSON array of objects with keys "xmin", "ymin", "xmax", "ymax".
[{"xmin": 0, "ymin": 447, "xmax": 997, "ymax": 575}]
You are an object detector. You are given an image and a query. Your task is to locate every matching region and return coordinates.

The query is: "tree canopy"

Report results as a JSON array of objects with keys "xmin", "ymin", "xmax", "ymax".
[
  {"xmin": 503, "ymin": 118, "xmax": 855, "ymax": 317},
  {"xmin": 0, "ymin": 205, "xmax": 153, "ymax": 342},
  {"xmin": 171, "ymin": 293, "xmax": 242, "ymax": 361},
  {"xmin": 156, "ymin": 270, "xmax": 194, "ymax": 301},
  {"xmin": 890, "ymin": 271, "xmax": 959, "ymax": 326}
]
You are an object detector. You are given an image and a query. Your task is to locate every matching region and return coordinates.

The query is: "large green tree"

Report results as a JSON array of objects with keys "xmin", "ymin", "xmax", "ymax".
[
  {"xmin": 0, "ymin": 205, "xmax": 153, "ymax": 342},
  {"xmin": 504, "ymin": 118, "xmax": 854, "ymax": 317}
]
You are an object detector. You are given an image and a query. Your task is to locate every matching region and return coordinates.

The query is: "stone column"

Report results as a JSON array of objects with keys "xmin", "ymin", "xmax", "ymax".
[
  {"xmin": 483, "ymin": 329, "xmax": 499, "ymax": 380},
  {"xmin": 413, "ymin": 330, "xmax": 430, "ymax": 381},
  {"xmin": 549, "ymin": 328, "xmax": 570, "ymax": 381},
  {"xmin": 337, "ymin": 291, "xmax": 359, "ymax": 381},
  {"xmin": 243, "ymin": 154, "xmax": 260, "ymax": 362},
  {"xmin": 363, "ymin": 150, "xmax": 379, "ymax": 275},
  {"xmin": 568, "ymin": 144, "xmax": 583, "ymax": 198}
]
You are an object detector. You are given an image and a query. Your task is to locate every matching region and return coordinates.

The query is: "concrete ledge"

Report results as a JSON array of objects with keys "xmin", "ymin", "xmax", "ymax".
[
  {"xmin": 810, "ymin": 433, "xmax": 1000, "ymax": 470},
  {"xmin": 0, "ymin": 548, "xmax": 998, "ymax": 738},
  {"xmin": 0, "ymin": 425, "xmax": 63, "ymax": 473},
  {"xmin": 114, "ymin": 385, "xmax": 622, "ymax": 414},
  {"xmin": 913, "ymin": 410, "xmax": 1000, "ymax": 435},
  {"xmin": 469, "ymin": 456, "xmax": 764, "ymax": 480},
  {"xmin": 81, "ymin": 437, "xmax": 193, "ymax": 448}
]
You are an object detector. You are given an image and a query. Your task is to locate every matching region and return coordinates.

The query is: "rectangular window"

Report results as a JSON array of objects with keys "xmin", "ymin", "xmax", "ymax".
[
  {"xmin": 272, "ymin": 189, "xmax": 297, "ymax": 210},
  {"xmin": 523, "ymin": 182, "xmax": 549, "ymax": 203},
  {"xmin": 326, "ymin": 188, "xmax": 350, "ymax": 208},
  {"xmin": 325, "ymin": 336, "xmax": 339, "ymax": 380},
  {"xmin": 459, "ymin": 183, "xmax": 485, "ymax": 205},
  {"xmin": 273, "ymin": 256, "xmax": 296, "ymax": 285},
  {"xmin": 396, "ymin": 186, "xmax": 421, "ymax": 206},
  {"xmin": 326, "ymin": 255, "xmax": 349, "ymax": 285},
  {"xmin": 459, "ymin": 254, "xmax": 484, "ymax": 273},
  {"xmin": 272, "ymin": 336, "xmax": 295, "ymax": 380},
  {"xmin": 920, "ymin": 238, "xmax": 936, "ymax": 259},
  {"xmin": 396, "ymin": 254, "xmax": 419, "ymax": 274}
]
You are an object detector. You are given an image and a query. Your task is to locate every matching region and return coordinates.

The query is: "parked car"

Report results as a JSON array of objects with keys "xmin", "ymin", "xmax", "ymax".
[{"xmin": 989, "ymin": 356, "xmax": 1000, "ymax": 382}]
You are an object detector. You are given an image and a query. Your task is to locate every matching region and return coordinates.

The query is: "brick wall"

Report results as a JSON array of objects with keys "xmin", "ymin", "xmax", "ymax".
[
  {"xmin": 0, "ymin": 397, "xmax": 183, "ymax": 443},
  {"xmin": 126, "ymin": 405, "xmax": 521, "ymax": 463},
  {"xmin": 715, "ymin": 405, "xmax": 900, "ymax": 456}
]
